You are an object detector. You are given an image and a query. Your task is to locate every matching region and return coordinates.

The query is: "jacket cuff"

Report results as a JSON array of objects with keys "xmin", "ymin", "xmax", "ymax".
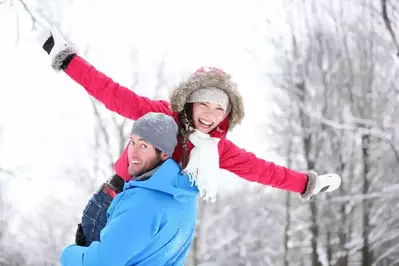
[
  {"xmin": 52, "ymin": 47, "xmax": 77, "ymax": 71},
  {"xmin": 299, "ymin": 170, "xmax": 317, "ymax": 201}
]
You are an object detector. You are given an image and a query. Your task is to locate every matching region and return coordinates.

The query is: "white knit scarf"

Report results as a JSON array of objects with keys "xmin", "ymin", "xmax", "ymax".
[{"xmin": 182, "ymin": 130, "xmax": 221, "ymax": 202}]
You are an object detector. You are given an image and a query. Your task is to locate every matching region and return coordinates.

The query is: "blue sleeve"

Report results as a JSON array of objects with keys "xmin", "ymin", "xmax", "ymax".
[{"xmin": 60, "ymin": 198, "xmax": 161, "ymax": 266}]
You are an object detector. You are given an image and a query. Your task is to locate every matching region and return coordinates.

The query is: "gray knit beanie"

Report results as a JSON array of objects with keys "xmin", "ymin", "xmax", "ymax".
[{"xmin": 131, "ymin": 112, "xmax": 178, "ymax": 156}]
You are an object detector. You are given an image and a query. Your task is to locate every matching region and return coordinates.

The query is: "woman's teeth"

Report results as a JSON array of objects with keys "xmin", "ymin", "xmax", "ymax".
[{"xmin": 199, "ymin": 118, "xmax": 213, "ymax": 127}]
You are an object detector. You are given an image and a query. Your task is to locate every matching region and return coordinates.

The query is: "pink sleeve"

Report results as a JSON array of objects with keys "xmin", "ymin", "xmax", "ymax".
[
  {"xmin": 114, "ymin": 145, "xmax": 131, "ymax": 181},
  {"xmin": 218, "ymin": 139, "xmax": 307, "ymax": 193},
  {"xmin": 65, "ymin": 55, "xmax": 173, "ymax": 120}
]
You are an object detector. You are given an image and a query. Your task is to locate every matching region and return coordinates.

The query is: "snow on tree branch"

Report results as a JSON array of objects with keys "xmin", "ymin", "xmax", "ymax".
[{"xmin": 381, "ymin": 0, "xmax": 399, "ymax": 57}]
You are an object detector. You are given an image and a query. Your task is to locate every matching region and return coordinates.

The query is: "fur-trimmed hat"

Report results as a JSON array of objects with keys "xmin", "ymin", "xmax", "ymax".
[{"xmin": 169, "ymin": 67, "xmax": 245, "ymax": 131}]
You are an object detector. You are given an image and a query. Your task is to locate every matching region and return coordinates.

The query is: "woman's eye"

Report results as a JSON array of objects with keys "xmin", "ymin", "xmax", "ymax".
[{"xmin": 141, "ymin": 144, "xmax": 147, "ymax": 149}]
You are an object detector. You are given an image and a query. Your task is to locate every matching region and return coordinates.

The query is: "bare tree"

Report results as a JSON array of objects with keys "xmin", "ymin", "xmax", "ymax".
[
  {"xmin": 380, "ymin": 0, "xmax": 399, "ymax": 56},
  {"xmin": 261, "ymin": 1, "xmax": 399, "ymax": 265},
  {"xmin": 189, "ymin": 200, "xmax": 206, "ymax": 266},
  {"xmin": 86, "ymin": 46, "xmax": 170, "ymax": 183},
  {"xmin": 0, "ymin": 127, "xmax": 26, "ymax": 265},
  {"xmin": 153, "ymin": 52, "xmax": 169, "ymax": 100},
  {"xmin": 19, "ymin": 192, "xmax": 79, "ymax": 266},
  {"xmin": 0, "ymin": 127, "xmax": 15, "ymax": 179},
  {"xmin": 282, "ymin": 114, "xmax": 296, "ymax": 266}
]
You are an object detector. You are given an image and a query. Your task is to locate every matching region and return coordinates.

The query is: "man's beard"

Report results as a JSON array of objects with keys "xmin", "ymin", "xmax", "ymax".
[{"xmin": 129, "ymin": 156, "xmax": 163, "ymax": 178}]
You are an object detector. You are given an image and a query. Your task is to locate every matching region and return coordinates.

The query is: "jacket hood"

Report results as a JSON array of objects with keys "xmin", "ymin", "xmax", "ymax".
[
  {"xmin": 124, "ymin": 159, "xmax": 199, "ymax": 203},
  {"xmin": 169, "ymin": 67, "xmax": 245, "ymax": 131}
]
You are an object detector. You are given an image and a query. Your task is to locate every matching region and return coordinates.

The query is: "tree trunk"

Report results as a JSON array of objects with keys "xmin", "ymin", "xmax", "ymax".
[
  {"xmin": 361, "ymin": 134, "xmax": 372, "ymax": 265},
  {"xmin": 192, "ymin": 201, "xmax": 206, "ymax": 266},
  {"xmin": 310, "ymin": 201, "xmax": 320, "ymax": 266},
  {"xmin": 283, "ymin": 192, "xmax": 291, "ymax": 266}
]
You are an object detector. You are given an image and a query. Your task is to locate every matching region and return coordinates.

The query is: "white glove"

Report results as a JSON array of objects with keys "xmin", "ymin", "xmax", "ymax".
[
  {"xmin": 300, "ymin": 171, "xmax": 341, "ymax": 200},
  {"xmin": 37, "ymin": 27, "xmax": 76, "ymax": 70}
]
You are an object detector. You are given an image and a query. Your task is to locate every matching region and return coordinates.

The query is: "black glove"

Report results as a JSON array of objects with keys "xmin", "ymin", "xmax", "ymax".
[
  {"xmin": 109, "ymin": 174, "xmax": 125, "ymax": 193},
  {"xmin": 75, "ymin": 223, "xmax": 87, "ymax": 246}
]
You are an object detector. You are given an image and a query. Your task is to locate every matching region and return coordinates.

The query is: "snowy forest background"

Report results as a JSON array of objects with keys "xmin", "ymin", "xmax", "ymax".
[{"xmin": 0, "ymin": 0, "xmax": 399, "ymax": 265}]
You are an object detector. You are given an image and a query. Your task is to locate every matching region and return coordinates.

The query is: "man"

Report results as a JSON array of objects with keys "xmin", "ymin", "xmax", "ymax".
[{"xmin": 61, "ymin": 112, "xmax": 199, "ymax": 266}]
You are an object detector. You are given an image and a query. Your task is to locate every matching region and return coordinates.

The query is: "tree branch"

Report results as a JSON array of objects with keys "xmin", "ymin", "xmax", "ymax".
[
  {"xmin": 381, "ymin": 0, "xmax": 399, "ymax": 56},
  {"xmin": 0, "ymin": 167, "xmax": 16, "ymax": 178},
  {"xmin": 15, "ymin": 0, "xmax": 39, "ymax": 29},
  {"xmin": 90, "ymin": 99, "xmax": 114, "ymax": 171}
]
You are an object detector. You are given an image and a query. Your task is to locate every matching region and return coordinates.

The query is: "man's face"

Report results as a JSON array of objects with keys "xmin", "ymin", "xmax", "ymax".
[
  {"xmin": 127, "ymin": 135, "xmax": 167, "ymax": 177},
  {"xmin": 191, "ymin": 102, "xmax": 226, "ymax": 134}
]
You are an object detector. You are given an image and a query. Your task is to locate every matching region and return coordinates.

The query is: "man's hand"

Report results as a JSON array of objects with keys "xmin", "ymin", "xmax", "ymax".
[{"xmin": 75, "ymin": 223, "xmax": 87, "ymax": 246}]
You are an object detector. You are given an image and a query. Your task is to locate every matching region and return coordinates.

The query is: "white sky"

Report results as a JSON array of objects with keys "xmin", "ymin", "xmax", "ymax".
[{"xmin": 0, "ymin": 0, "xmax": 288, "ymax": 214}]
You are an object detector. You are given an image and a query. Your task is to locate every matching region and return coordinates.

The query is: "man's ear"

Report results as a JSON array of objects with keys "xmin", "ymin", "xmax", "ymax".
[{"xmin": 160, "ymin": 153, "xmax": 169, "ymax": 161}]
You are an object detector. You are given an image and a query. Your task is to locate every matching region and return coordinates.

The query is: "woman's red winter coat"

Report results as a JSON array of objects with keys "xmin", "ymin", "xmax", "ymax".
[{"xmin": 64, "ymin": 55, "xmax": 307, "ymax": 193}]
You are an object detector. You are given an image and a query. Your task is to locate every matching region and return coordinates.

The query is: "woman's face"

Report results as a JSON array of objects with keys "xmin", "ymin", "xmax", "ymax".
[{"xmin": 191, "ymin": 102, "xmax": 226, "ymax": 133}]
